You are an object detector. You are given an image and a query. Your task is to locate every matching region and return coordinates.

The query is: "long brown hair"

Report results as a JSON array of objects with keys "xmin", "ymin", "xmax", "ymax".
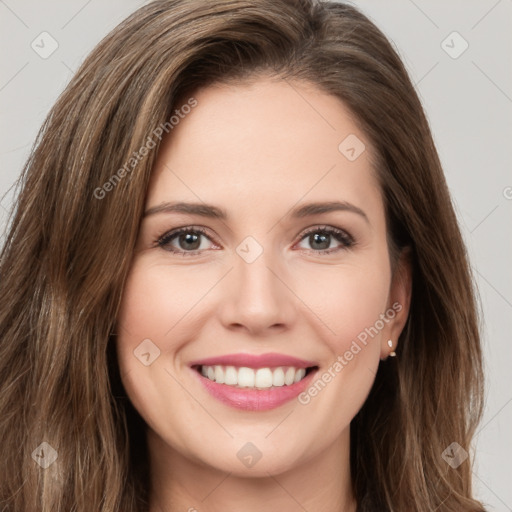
[{"xmin": 0, "ymin": 1, "xmax": 486, "ymax": 510}]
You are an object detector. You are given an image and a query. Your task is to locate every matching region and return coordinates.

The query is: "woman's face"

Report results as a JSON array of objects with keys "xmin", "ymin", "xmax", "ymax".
[{"xmin": 115, "ymin": 78, "xmax": 410, "ymax": 477}]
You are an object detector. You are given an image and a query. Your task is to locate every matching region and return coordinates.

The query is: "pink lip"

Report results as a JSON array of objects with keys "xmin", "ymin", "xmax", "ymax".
[
  {"xmin": 192, "ymin": 367, "xmax": 318, "ymax": 411},
  {"xmin": 189, "ymin": 352, "xmax": 317, "ymax": 369}
]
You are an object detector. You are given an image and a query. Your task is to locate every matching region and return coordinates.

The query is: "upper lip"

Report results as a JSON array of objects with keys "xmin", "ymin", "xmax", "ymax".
[{"xmin": 189, "ymin": 352, "xmax": 318, "ymax": 369}]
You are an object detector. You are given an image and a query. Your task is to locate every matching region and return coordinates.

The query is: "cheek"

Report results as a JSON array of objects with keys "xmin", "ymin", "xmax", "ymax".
[
  {"xmin": 114, "ymin": 261, "xmax": 195, "ymax": 398},
  {"xmin": 292, "ymin": 257, "xmax": 391, "ymax": 356},
  {"xmin": 292, "ymin": 262, "xmax": 391, "ymax": 437},
  {"xmin": 114, "ymin": 258, "xmax": 229, "ymax": 405},
  {"xmin": 116, "ymin": 259, "xmax": 218, "ymax": 347},
  {"xmin": 114, "ymin": 261, "xmax": 214, "ymax": 440}
]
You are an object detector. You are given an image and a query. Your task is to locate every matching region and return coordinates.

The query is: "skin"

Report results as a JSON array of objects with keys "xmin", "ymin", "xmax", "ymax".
[{"xmin": 115, "ymin": 77, "xmax": 412, "ymax": 512}]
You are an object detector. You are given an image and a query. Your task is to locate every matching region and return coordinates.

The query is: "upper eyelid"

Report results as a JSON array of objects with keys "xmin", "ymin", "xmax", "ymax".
[
  {"xmin": 299, "ymin": 224, "xmax": 352, "ymax": 238},
  {"xmin": 157, "ymin": 226, "xmax": 216, "ymax": 245}
]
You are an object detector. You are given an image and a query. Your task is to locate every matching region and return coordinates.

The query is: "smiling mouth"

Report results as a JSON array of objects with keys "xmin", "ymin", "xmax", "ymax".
[{"xmin": 192, "ymin": 364, "xmax": 319, "ymax": 390}]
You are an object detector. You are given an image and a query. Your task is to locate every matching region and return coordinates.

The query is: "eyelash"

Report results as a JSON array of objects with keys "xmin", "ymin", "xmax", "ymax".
[{"xmin": 155, "ymin": 225, "xmax": 355, "ymax": 256}]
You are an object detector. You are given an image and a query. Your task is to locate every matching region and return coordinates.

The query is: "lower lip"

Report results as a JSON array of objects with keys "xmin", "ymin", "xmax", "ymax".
[{"xmin": 192, "ymin": 368, "xmax": 318, "ymax": 411}]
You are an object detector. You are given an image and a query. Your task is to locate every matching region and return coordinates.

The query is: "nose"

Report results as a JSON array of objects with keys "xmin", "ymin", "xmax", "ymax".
[{"xmin": 217, "ymin": 247, "xmax": 297, "ymax": 336}]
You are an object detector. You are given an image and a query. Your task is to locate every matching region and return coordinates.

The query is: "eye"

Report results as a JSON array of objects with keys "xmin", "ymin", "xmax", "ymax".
[
  {"xmin": 156, "ymin": 226, "xmax": 218, "ymax": 255},
  {"xmin": 155, "ymin": 225, "xmax": 355, "ymax": 256},
  {"xmin": 295, "ymin": 225, "xmax": 355, "ymax": 254}
]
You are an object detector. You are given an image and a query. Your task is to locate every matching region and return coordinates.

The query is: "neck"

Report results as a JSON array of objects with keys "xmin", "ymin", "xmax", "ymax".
[{"xmin": 147, "ymin": 427, "xmax": 357, "ymax": 512}]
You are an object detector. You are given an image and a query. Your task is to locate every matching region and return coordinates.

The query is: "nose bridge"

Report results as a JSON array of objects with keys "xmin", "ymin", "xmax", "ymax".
[{"xmin": 219, "ymin": 237, "xmax": 295, "ymax": 333}]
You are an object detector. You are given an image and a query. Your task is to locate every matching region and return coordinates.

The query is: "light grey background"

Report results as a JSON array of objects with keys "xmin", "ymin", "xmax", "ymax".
[{"xmin": 1, "ymin": 0, "xmax": 511, "ymax": 509}]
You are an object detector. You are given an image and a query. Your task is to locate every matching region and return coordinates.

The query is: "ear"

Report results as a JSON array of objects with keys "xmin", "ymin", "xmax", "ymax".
[{"xmin": 380, "ymin": 247, "xmax": 412, "ymax": 359}]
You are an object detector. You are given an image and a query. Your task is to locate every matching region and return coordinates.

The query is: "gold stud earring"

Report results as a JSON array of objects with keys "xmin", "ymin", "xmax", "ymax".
[{"xmin": 387, "ymin": 339, "xmax": 396, "ymax": 357}]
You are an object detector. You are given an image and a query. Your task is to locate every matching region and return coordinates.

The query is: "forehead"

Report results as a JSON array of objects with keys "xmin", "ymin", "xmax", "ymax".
[{"xmin": 146, "ymin": 78, "xmax": 383, "ymax": 225}]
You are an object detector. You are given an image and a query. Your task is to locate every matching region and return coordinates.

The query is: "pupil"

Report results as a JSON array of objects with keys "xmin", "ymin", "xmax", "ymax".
[
  {"xmin": 179, "ymin": 233, "xmax": 200, "ymax": 250},
  {"xmin": 311, "ymin": 233, "xmax": 330, "ymax": 250}
]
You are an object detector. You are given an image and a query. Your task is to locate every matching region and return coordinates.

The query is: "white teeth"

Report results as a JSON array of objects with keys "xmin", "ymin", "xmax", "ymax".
[
  {"xmin": 294, "ymin": 368, "xmax": 306, "ymax": 383},
  {"xmin": 214, "ymin": 365, "xmax": 224, "ymax": 384},
  {"xmin": 272, "ymin": 367, "xmax": 285, "ymax": 386},
  {"xmin": 224, "ymin": 365, "xmax": 238, "ymax": 385},
  {"xmin": 238, "ymin": 367, "xmax": 255, "ymax": 388},
  {"xmin": 255, "ymin": 368, "xmax": 273, "ymax": 388},
  {"xmin": 198, "ymin": 365, "xmax": 311, "ymax": 389},
  {"xmin": 284, "ymin": 367, "xmax": 295, "ymax": 385}
]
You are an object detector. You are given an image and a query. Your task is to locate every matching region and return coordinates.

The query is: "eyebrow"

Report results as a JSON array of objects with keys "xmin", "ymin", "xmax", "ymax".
[{"xmin": 143, "ymin": 200, "xmax": 369, "ymax": 224}]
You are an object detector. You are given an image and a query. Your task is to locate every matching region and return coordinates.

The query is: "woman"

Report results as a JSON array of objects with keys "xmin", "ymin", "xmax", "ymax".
[{"xmin": 0, "ymin": 0, "xmax": 486, "ymax": 510}]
